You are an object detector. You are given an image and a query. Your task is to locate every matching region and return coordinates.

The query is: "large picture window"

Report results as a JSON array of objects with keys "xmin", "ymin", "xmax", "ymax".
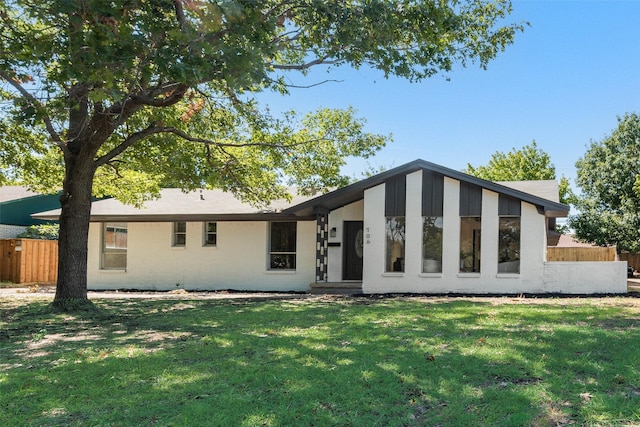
[
  {"xmin": 498, "ymin": 217, "xmax": 520, "ymax": 273},
  {"xmin": 460, "ymin": 217, "xmax": 481, "ymax": 273},
  {"xmin": 422, "ymin": 216, "xmax": 443, "ymax": 273},
  {"xmin": 269, "ymin": 222, "xmax": 296, "ymax": 269},
  {"xmin": 385, "ymin": 216, "xmax": 406, "ymax": 272},
  {"xmin": 102, "ymin": 223, "xmax": 127, "ymax": 270}
]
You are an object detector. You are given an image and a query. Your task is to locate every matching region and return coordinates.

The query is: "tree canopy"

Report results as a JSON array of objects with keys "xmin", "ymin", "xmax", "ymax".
[
  {"xmin": 0, "ymin": 0, "xmax": 524, "ymax": 305},
  {"xmin": 569, "ymin": 113, "xmax": 640, "ymax": 252},
  {"xmin": 463, "ymin": 141, "xmax": 571, "ymax": 204}
]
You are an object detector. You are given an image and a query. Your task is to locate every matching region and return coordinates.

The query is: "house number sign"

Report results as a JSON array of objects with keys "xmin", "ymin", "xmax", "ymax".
[{"xmin": 365, "ymin": 227, "xmax": 371, "ymax": 244}]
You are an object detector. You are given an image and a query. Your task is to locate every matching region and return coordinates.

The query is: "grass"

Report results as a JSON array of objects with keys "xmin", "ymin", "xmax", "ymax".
[{"xmin": 1, "ymin": 294, "xmax": 639, "ymax": 426}]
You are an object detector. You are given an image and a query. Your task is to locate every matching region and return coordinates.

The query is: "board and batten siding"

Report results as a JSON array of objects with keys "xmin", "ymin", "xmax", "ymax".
[{"xmin": 362, "ymin": 170, "xmax": 548, "ymax": 294}]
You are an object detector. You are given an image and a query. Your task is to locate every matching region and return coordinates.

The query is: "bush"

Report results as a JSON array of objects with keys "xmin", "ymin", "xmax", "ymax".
[{"xmin": 17, "ymin": 224, "xmax": 59, "ymax": 240}]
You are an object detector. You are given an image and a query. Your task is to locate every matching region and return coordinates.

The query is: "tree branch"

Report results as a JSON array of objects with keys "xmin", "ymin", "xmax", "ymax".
[
  {"xmin": 95, "ymin": 121, "xmax": 330, "ymax": 169},
  {"xmin": 275, "ymin": 78, "xmax": 344, "ymax": 89},
  {"xmin": 173, "ymin": 0, "xmax": 186, "ymax": 32},
  {"xmin": 128, "ymin": 83, "xmax": 189, "ymax": 107},
  {"xmin": 0, "ymin": 71, "xmax": 63, "ymax": 147},
  {"xmin": 270, "ymin": 57, "xmax": 334, "ymax": 70},
  {"xmin": 155, "ymin": 127, "xmax": 327, "ymax": 149},
  {"xmin": 94, "ymin": 123, "xmax": 161, "ymax": 168}
]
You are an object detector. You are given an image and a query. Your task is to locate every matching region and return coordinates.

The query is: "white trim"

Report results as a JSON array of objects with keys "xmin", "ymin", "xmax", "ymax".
[
  {"xmin": 381, "ymin": 272, "xmax": 405, "ymax": 277},
  {"xmin": 496, "ymin": 273, "xmax": 520, "ymax": 279}
]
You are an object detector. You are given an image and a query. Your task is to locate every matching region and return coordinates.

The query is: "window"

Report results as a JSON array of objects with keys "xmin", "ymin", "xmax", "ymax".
[
  {"xmin": 385, "ymin": 216, "xmax": 406, "ymax": 272},
  {"xmin": 460, "ymin": 217, "xmax": 481, "ymax": 273},
  {"xmin": 102, "ymin": 223, "xmax": 127, "ymax": 269},
  {"xmin": 422, "ymin": 216, "xmax": 443, "ymax": 273},
  {"xmin": 269, "ymin": 222, "xmax": 296, "ymax": 269},
  {"xmin": 173, "ymin": 221, "xmax": 186, "ymax": 246},
  {"xmin": 498, "ymin": 217, "xmax": 520, "ymax": 273},
  {"xmin": 203, "ymin": 222, "xmax": 217, "ymax": 246}
]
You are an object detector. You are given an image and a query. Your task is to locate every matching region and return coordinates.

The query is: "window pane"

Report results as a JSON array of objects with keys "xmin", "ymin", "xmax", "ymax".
[
  {"xmin": 271, "ymin": 222, "xmax": 296, "ymax": 252},
  {"xmin": 422, "ymin": 216, "xmax": 443, "ymax": 273},
  {"xmin": 105, "ymin": 225, "xmax": 127, "ymax": 249},
  {"xmin": 102, "ymin": 252, "xmax": 127, "ymax": 269},
  {"xmin": 174, "ymin": 233, "xmax": 186, "ymax": 246},
  {"xmin": 205, "ymin": 233, "xmax": 217, "ymax": 246},
  {"xmin": 173, "ymin": 222, "xmax": 186, "ymax": 246},
  {"xmin": 204, "ymin": 222, "xmax": 217, "ymax": 246},
  {"xmin": 498, "ymin": 217, "xmax": 520, "ymax": 273},
  {"xmin": 102, "ymin": 223, "xmax": 127, "ymax": 269},
  {"xmin": 460, "ymin": 217, "xmax": 481, "ymax": 273},
  {"xmin": 270, "ymin": 254, "xmax": 296, "ymax": 269},
  {"xmin": 385, "ymin": 216, "xmax": 405, "ymax": 272},
  {"xmin": 269, "ymin": 222, "xmax": 296, "ymax": 270}
]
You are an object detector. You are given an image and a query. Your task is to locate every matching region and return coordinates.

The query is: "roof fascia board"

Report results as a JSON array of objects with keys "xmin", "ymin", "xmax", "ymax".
[
  {"xmin": 32, "ymin": 213, "xmax": 315, "ymax": 222},
  {"xmin": 284, "ymin": 159, "xmax": 569, "ymax": 217}
]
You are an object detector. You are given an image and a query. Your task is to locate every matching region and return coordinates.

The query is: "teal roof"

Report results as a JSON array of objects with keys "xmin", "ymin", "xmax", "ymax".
[{"xmin": 0, "ymin": 187, "xmax": 60, "ymax": 226}]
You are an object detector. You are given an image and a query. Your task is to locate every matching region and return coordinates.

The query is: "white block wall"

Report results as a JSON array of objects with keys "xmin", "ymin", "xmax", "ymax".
[
  {"xmin": 87, "ymin": 220, "xmax": 316, "ymax": 291},
  {"xmin": 542, "ymin": 261, "xmax": 627, "ymax": 293},
  {"xmin": 0, "ymin": 224, "xmax": 27, "ymax": 239}
]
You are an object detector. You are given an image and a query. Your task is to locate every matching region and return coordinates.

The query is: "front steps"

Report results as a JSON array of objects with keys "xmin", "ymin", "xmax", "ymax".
[{"xmin": 308, "ymin": 282, "xmax": 363, "ymax": 295}]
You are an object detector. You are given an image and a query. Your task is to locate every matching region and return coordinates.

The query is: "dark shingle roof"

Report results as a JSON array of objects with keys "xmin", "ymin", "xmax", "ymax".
[{"xmin": 283, "ymin": 159, "xmax": 569, "ymax": 217}]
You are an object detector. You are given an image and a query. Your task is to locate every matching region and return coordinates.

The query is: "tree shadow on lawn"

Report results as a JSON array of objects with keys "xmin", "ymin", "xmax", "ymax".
[{"xmin": 1, "ymin": 297, "xmax": 638, "ymax": 426}]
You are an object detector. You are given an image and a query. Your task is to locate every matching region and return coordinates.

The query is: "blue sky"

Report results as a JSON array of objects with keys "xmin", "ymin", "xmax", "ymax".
[{"xmin": 257, "ymin": 0, "xmax": 640, "ymax": 187}]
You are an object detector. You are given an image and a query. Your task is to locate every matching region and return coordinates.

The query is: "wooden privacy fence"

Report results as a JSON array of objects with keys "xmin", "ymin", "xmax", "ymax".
[
  {"xmin": 547, "ymin": 246, "xmax": 617, "ymax": 262},
  {"xmin": 0, "ymin": 239, "xmax": 58, "ymax": 284},
  {"xmin": 619, "ymin": 252, "xmax": 640, "ymax": 269}
]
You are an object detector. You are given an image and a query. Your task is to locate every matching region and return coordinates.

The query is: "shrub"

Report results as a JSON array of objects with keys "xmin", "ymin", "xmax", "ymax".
[{"xmin": 17, "ymin": 224, "xmax": 59, "ymax": 240}]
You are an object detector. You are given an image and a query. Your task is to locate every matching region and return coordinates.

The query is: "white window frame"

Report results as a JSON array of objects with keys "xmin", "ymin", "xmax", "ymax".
[
  {"xmin": 422, "ymin": 216, "xmax": 443, "ymax": 273},
  {"xmin": 268, "ymin": 222, "xmax": 297, "ymax": 270},
  {"xmin": 203, "ymin": 221, "xmax": 217, "ymax": 246},
  {"xmin": 173, "ymin": 221, "xmax": 186, "ymax": 247},
  {"xmin": 385, "ymin": 216, "xmax": 406, "ymax": 272},
  {"xmin": 498, "ymin": 216, "xmax": 521, "ymax": 274},
  {"xmin": 102, "ymin": 222, "xmax": 127, "ymax": 270}
]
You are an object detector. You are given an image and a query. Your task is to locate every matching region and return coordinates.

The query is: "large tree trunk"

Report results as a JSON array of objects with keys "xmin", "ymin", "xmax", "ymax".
[{"xmin": 53, "ymin": 149, "xmax": 96, "ymax": 305}]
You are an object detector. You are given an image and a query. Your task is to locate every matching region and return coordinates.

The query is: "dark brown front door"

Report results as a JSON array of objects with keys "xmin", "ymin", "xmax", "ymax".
[{"xmin": 343, "ymin": 221, "xmax": 364, "ymax": 280}]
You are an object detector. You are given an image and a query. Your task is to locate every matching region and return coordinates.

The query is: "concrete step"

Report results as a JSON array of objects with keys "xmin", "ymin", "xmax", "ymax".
[{"xmin": 308, "ymin": 282, "xmax": 363, "ymax": 295}]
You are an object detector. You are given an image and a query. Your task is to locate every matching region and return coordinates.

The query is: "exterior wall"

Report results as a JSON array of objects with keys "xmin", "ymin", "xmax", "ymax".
[
  {"xmin": 542, "ymin": 261, "xmax": 627, "ymax": 293},
  {"xmin": 0, "ymin": 224, "xmax": 27, "ymax": 239},
  {"xmin": 327, "ymin": 200, "xmax": 364, "ymax": 282},
  {"xmin": 87, "ymin": 220, "xmax": 316, "ymax": 291},
  {"xmin": 362, "ymin": 170, "xmax": 555, "ymax": 294}
]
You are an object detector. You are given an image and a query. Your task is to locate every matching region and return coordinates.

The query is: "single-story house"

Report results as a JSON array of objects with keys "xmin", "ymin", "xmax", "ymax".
[
  {"xmin": 33, "ymin": 159, "xmax": 627, "ymax": 294},
  {"xmin": 0, "ymin": 186, "xmax": 60, "ymax": 238}
]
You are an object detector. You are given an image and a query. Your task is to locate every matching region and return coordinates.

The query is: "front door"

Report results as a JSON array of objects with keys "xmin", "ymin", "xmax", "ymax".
[{"xmin": 343, "ymin": 221, "xmax": 364, "ymax": 280}]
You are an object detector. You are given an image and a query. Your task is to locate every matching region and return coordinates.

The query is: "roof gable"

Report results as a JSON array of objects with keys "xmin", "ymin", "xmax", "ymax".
[{"xmin": 284, "ymin": 159, "xmax": 569, "ymax": 217}]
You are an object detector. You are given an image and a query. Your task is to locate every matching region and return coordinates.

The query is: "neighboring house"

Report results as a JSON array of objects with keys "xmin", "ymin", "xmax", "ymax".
[
  {"xmin": 33, "ymin": 159, "xmax": 627, "ymax": 294},
  {"xmin": 0, "ymin": 186, "xmax": 60, "ymax": 238}
]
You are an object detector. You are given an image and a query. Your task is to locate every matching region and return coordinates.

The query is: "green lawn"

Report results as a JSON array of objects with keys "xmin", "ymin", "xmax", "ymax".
[{"xmin": 1, "ymin": 295, "xmax": 639, "ymax": 426}]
